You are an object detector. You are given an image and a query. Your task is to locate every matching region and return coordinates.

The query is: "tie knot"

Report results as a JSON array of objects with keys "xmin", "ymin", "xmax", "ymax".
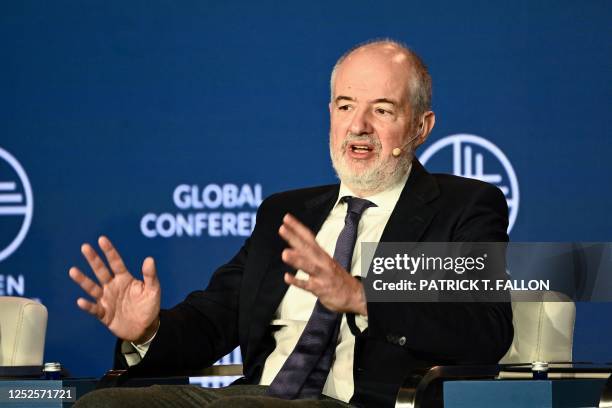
[{"xmin": 342, "ymin": 196, "xmax": 377, "ymax": 216}]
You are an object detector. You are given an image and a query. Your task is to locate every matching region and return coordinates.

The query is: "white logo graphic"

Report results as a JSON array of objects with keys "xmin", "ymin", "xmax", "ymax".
[
  {"xmin": 141, "ymin": 183, "xmax": 262, "ymax": 238},
  {"xmin": 0, "ymin": 147, "xmax": 34, "ymax": 261},
  {"xmin": 0, "ymin": 274, "xmax": 25, "ymax": 296},
  {"xmin": 419, "ymin": 134, "xmax": 519, "ymax": 233}
]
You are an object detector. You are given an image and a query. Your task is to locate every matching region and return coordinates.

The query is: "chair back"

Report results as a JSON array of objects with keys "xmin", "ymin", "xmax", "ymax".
[
  {"xmin": 500, "ymin": 291, "xmax": 575, "ymax": 364},
  {"xmin": 0, "ymin": 296, "xmax": 48, "ymax": 366}
]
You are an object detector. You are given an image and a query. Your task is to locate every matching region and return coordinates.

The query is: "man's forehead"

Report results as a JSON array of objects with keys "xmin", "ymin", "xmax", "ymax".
[{"xmin": 334, "ymin": 47, "xmax": 413, "ymax": 101}]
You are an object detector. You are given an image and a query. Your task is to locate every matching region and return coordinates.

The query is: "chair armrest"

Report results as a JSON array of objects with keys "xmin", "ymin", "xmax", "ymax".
[
  {"xmin": 600, "ymin": 374, "xmax": 612, "ymax": 408},
  {"xmin": 396, "ymin": 365, "xmax": 500, "ymax": 408},
  {"xmin": 0, "ymin": 365, "xmax": 43, "ymax": 378},
  {"xmin": 396, "ymin": 364, "xmax": 612, "ymax": 408}
]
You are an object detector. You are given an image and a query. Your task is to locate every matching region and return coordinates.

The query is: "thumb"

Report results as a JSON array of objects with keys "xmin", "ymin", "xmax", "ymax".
[{"xmin": 141, "ymin": 257, "xmax": 159, "ymax": 289}]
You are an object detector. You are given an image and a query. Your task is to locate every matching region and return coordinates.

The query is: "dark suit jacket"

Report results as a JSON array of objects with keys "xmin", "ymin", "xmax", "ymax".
[{"xmin": 117, "ymin": 160, "xmax": 513, "ymax": 407}]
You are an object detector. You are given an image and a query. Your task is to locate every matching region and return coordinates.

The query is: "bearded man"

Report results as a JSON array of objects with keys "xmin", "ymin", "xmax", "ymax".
[{"xmin": 71, "ymin": 40, "xmax": 513, "ymax": 408}]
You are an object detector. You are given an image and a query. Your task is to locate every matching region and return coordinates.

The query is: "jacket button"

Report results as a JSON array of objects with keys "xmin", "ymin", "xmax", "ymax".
[{"xmin": 398, "ymin": 336, "xmax": 407, "ymax": 346}]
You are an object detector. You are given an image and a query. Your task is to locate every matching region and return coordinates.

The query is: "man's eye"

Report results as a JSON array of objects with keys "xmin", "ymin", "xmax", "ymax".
[
  {"xmin": 375, "ymin": 108, "xmax": 391, "ymax": 115},
  {"xmin": 338, "ymin": 105, "xmax": 352, "ymax": 111}
]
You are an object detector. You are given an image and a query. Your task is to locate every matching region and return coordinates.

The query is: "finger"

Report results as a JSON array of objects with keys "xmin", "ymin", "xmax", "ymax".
[
  {"xmin": 76, "ymin": 297, "xmax": 104, "ymax": 320},
  {"xmin": 98, "ymin": 236, "xmax": 130, "ymax": 275},
  {"xmin": 279, "ymin": 224, "xmax": 310, "ymax": 252},
  {"xmin": 81, "ymin": 243, "xmax": 113, "ymax": 284},
  {"xmin": 279, "ymin": 214, "xmax": 316, "ymax": 251},
  {"xmin": 283, "ymin": 214, "xmax": 317, "ymax": 242},
  {"xmin": 284, "ymin": 272, "xmax": 314, "ymax": 294},
  {"xmin": 69, "ymin": 267, "xmax": 103, "ymax": 299},
  {"xmin": 141, "ymin": 257, "xmax": 159, "ymax": 289},
  {"xmin": 282, "ymin": 248, "xmax": 321, "ymax": 277}
]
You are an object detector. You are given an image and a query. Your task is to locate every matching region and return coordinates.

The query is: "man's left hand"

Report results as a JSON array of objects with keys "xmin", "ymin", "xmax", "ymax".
[{"xmin": 279, "ymin": 213, "xmax": 367, "ymax": 316}]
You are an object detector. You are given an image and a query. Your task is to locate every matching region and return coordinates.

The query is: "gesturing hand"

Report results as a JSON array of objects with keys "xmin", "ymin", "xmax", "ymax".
[
  {"xmin": 68, "ymin": 236, "xmax": 161, "ymax": 343},
  {"xmin": 280, "ymin": 214, "xmax": 367, "ymax": 315}
]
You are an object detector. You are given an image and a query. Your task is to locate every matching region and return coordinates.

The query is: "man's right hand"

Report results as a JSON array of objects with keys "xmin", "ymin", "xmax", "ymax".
[{"xmin": 69, "ymin": 236, "xmax": 161, "ymax": 343}]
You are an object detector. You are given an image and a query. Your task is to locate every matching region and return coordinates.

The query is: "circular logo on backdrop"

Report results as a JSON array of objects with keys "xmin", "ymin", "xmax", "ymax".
[
  {"xmin": 419, "ymin": 134, "xmax": 519, "ymax": 233},
  {"xmin": 0, "ymin": 147, "xmax": 34, "ymax": 262}
]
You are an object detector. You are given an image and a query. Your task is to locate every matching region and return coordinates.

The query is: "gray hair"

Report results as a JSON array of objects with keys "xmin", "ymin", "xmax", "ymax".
[{"xmin": 330, "ymin": 39, "xmax": 432, "ymax": 122}]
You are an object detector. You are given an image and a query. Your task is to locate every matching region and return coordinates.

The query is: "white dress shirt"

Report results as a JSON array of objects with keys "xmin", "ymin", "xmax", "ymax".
[{"xmin": 259, "ymin": 169, "xmax": 410, "ymax": 402}]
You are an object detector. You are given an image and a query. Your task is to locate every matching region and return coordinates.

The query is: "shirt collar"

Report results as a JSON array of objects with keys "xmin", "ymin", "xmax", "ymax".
[{"xmin": 333, "ymin": 163, "xmax": 412, "ymax": 214}]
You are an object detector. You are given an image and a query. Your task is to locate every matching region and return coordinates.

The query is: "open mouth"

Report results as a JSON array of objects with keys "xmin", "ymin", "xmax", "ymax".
[
  {"xmin": 348, "ymin": 142, "xmax": 374, "ymax": 153},
  {"xmin": 346, "ymin": 142, "xmax": 376, "ymax": 160}
]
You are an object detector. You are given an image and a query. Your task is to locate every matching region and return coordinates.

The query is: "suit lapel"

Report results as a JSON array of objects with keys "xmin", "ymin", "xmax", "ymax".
[
  {"xmin": 298, "ymin": 186, "xmax": 341, "ymax": 234},
  {"xmin": 380, "ymin": 159, "xmax": 440, "ymax": 243}
]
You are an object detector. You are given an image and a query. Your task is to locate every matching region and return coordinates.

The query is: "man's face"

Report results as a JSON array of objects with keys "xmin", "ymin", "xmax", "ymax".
[{"xmin": 329, "ymin": 47, "xmax": 418, "ymax": 195}]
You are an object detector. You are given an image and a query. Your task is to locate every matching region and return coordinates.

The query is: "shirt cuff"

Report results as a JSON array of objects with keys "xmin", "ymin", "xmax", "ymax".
[
  {"xmin": 356, "ymin": 315, "xmax": 368, "ymax": 331},
  {"xmin": 120, "ymin": 324, "xmax": 159, "ymax": 366}
]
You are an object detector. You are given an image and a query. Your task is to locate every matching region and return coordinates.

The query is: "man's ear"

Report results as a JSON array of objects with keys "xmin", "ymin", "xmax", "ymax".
[
  {"xmin": 329, "ymin": 102, "xmax": 332, "ymax": 115},
  {"xmin": 414, "ymin": 111, "xmax": 436, "ymax": 148}
]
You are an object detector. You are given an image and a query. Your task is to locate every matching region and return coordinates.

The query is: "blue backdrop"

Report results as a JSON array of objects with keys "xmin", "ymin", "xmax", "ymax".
[{"xmin": 0, "ymin": 0, "xmax": 610, "ymax": 377}]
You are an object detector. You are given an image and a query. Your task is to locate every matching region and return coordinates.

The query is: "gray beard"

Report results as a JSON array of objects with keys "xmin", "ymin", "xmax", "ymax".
[{"xmin": 329, "ymin": 134, "xmax": 412, "ymax": 195}]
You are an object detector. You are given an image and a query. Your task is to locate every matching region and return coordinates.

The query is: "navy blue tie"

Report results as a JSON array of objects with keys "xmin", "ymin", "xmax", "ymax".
[{"xmin": 267, "ymin": 196, "xmax": 376, "ymax": 399}]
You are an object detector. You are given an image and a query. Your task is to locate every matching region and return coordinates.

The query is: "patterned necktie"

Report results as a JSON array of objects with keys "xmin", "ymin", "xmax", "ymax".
[{"xmin": 267, "ymin": 196, "xmax": 376, "ymax": 400}]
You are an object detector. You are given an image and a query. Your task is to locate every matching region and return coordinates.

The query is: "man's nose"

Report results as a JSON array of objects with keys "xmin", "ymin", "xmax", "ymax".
[{"xmin": 349, "ymin": 107, "xmax": 374, "ymax": 135}]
